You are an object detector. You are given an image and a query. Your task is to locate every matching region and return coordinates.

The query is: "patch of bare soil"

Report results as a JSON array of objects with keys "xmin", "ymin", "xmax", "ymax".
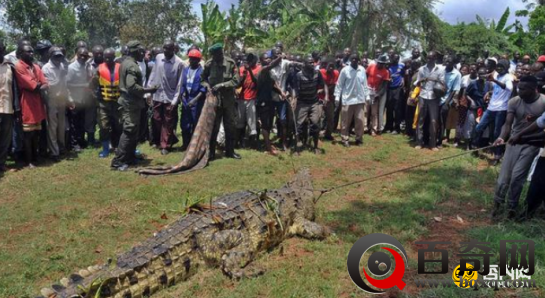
[{"xmin": 403, "ymin": 199, "xmax": 491, "ymax": 295}]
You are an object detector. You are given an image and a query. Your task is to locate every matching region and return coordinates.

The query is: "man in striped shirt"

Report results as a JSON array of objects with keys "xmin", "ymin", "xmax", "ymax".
[{"xmin": 293, "ymin": 56, "xmax": 327, "ymax": 154}]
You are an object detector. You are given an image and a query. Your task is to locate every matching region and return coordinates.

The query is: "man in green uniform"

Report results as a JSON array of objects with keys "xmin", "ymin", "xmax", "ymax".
[
  {"xmin": 201, "ymin": 43, "xmax": 241, "ymax": 160},
  {"xmin": 111, "ymin": 41, "xmax": 157, "ymax": 171}
]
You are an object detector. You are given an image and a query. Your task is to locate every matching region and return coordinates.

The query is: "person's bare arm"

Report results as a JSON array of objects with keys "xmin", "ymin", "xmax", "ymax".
[
  {"xmin": 495, "ymin": 112, "xmax": 515, "ymax": 145},
  {"xmin": 376, "ymin": 80, "xmax": 388, "ymax": 98},
  {"xmin": 508, "ymin": 122, "xmax": 540, "ymax": 145},
  {"xmin": 488, "ymin": 73, "xmax": 507, "ymax": 89},
  {"xmin": 261, "ymin": 57, "xmax": 282, "ymax": 73},
  {"xmin": 248, "ymin": 67, "xmax": 257, "ymax": 85},
  {"xmin": 237, "ymin": 71, "xmax": 246, "ymax": 88}
]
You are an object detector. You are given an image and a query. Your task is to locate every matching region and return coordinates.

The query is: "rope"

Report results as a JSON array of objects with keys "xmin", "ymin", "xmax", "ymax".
[{"xmin": 312, "ymin": 143, "xmax": 505, "ymax": 203}]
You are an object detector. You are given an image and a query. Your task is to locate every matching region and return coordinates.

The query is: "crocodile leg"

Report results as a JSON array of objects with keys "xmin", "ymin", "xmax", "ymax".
[
  {"xmin": 288, "ymin": 218, "xmax": 330, "ymax": 240},
  {"xmin": 197, "ymin": 229, "xmax": 244, "ymax": 266},
  {"xmin": 221, "ymin": 248, "xmax": 264, "ymax": 279},
  {"xmin": 195, "ymin": 229, "xmax": 264, "ymax": 279}
]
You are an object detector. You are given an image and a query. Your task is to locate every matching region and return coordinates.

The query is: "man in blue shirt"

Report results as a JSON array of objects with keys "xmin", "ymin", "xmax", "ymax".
[
  {"xmin": 173, "ymin": 49, "xmax": 206, "ymax": 151},
  {"xmin": 385, "ymin": 53, "xmax": 405, "ymax": 134},
  {"xmin": 439, "ymin": 55, "xmax": 461, "ymax": 147}
]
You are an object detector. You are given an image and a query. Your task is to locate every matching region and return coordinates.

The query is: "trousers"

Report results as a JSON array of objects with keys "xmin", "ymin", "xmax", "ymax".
[
  {"xmin": 526, "ymin": 156, "xmax": 545, "ymax": 217},
  {"xmin": 84, "ymin": 101, "xmax": 97, "ymax": 135},
  {"xmin": 472, "ymin": 109, "xmax": 507, "ymax": 157},
  {"xmin": 0, "ymin": 114, "xmax": 13, "ymax": 166},
  {"xmin": 180, "ymin": 101, "xmax": 204, "ymax": 147},
  {"xmin": 236, "ymin": 99, "xmax": 257, "ymax": 136},
  {"xmin": 385, "ymin": 87, "xmax": 405, "ymax": 132},
  {"xmin": 323, "ymin": 99, "xmax": 336, "ymax": 137},
  {"xmin": 210, "ymin": 94, "xmax": 237, "ymax": 155},
  {"xmin": 111, "ymin": 99, "xmax": 141, "ymax": 167},
  {"xmin": 494, "ymin": 144, "xmax": 540, "ymax": 210},
  {"xmin": 417, "ymin": 97, "xmax": 440, "ymax": 148},
  {"xmin": 68, "ymin": 107, "xmax": 86, "ymax": 148},
  {"xmin": 369, "ymin": 93, "xmax": 387, "ymax": 133},
  {"xmin": 341, "ymin": 103, "xmax": 365, "ymax": 142},
  {"xmin": 98, "ymin": 100, "xmax": 122, "ymax": 148},
  {"xmin": 46, "ymin": 99, "xmax": 66, "ymax": 156},
  {"xmin": 152, "ymin": 101, "xmax": 179, "ymax": 149}
]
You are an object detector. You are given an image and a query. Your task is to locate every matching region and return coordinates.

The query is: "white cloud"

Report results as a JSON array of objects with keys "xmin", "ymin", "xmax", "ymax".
[
  {"xmin": 191, "ymin": 0, "xmax": 238, "ymax": 18},
  {"xmin": 434, "ymin": 0, "xmax": 528, "ymax": 27},
  {"xmin": 190, "ymin": 0, "xmax": 530, "ymax": 29}
]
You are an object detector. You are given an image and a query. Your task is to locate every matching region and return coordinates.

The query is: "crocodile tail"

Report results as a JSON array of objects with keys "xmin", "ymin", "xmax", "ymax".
[
  {"xmin": 287, "ymin": 168, "xmax": 313, "ymax": 191},
  {"xmin": 38, "ymin": 265, "xmax": 112, "ymax": 298}
]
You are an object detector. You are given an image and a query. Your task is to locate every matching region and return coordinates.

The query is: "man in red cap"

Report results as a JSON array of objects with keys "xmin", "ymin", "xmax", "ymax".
[{"xmin": 173, "ymin": 48, "xmax": 206, "ymax": 150}]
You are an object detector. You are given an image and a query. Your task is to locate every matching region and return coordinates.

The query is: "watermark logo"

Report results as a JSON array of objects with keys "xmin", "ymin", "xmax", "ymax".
[
  {"xmin": 452, "ymin": 264, "xmax": 478, "ymax": 288},
  {"xmin": 348, "ymin": 234, "xmax": 536, "ymax": 293},
  {"xmin": 346, "ymin": 233, "xmax": 409, "ymax": 294}
]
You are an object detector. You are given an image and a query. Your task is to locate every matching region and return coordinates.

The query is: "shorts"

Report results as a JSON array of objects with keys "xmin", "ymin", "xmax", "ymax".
[
  {"xmin": 257, "ymin": 103, "xmax": 273, "ymax": 131},
  {"xmin": 236, "ymin": 99, "xmax": 257, "ymax": 135}
]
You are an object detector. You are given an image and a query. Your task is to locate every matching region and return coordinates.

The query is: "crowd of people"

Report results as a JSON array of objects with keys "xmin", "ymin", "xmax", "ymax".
[{"xmin": 0, "ymin": 38, "xmax": 544, "ymax": 221}]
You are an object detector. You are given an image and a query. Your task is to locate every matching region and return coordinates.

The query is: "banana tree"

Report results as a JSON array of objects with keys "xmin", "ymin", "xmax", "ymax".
[
  {"xmin": 225, "ymin": 4, "xmax": 267, "ymax": 51},
  {"xmin": 200, "ymin": 1, "xmax": 227, "ymax": 55},
  {"xmin": 476, "ymin": 8, "xmax": 516, "ymax": 35}
]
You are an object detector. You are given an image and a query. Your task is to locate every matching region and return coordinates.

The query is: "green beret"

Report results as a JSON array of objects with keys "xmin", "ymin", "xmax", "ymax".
[
  {"xmin": 208, "ymin": 43, "xmax": 223, "ymax": 53},
  {"xmin": 126, "ymin": 40, "xmax": 141, "ymax": 53}
]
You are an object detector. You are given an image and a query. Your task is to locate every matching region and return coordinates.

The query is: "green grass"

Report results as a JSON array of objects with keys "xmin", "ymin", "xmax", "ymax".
[{"xmin": 0, "ymin": 133, "xmax": 543, "ymax": 298}]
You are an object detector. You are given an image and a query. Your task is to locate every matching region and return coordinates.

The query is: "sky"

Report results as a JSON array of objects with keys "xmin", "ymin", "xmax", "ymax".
[
  {"xmin": 191, "ymin": 0, "xmax": 530, "ymax": 27},
  {"xmin": 191, "ymin": 0, "xmax": 238, "ymax": 16},
  {"xmin": 434, "ymin": 0, "xmax": 528, "ymax": 26}
]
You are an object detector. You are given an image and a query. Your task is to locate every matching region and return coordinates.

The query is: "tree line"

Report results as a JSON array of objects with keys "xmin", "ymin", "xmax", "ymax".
[{"xmin": 0, "ymin": 0, "xmax": 544, "ymax": 60}]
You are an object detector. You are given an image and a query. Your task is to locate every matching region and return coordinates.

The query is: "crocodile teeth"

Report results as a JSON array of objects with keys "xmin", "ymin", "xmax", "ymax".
[
  {"xmin": 60, "ymin": 277, "xmax": 70, "ymax": 287},
  {"xmin": 78, "ymin": 269, "xmax": 91, "ymax": 278},
  {"xmin": 40, "ymin": 287, "xmax": 55, "ymax": 297},
  {"xmin": 87, "ymin": 265, "xmax": 100, "ymax": 273}
]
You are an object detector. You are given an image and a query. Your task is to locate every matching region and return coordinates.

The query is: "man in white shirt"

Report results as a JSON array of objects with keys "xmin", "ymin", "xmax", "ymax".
[
  {"xmin": 42, "ymin": 47, "xmax": 69, "ymax": 161},
  {"xmin": 66, "ymin": 47, "xmax": 92, "ymax": 151},
  {"xmin": 147, "ymin": 40, "xmax": 184, "ymax": 155},
  {"xmin": 334, "ymin": 54, "xmax": 370, "ymax": 147},
  {"xmin": 472, "ymin": 59, "xmax": 513, "ymax": 163},
  {"xmin": 415, "ymin": 51, "xmax": 446, "ymax": 150},
  {"xmin": 270, "ymin": 47, "xmax": 300, "ymax": 151}
]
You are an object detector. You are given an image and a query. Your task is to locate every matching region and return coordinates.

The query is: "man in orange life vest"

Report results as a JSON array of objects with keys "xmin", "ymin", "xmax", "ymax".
[{"xmin": 91, "ymin": 48, "xmax": 122, "ymax": 158}]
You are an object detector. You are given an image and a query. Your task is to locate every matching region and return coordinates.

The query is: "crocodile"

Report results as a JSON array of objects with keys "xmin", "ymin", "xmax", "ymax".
[
  {"xmin": 137, "ymin": 91, "xmax": 218, "ymax": 176},
  {"xmin": 38, "ymin": 169, "xmax": 329, "ymax": 298}
]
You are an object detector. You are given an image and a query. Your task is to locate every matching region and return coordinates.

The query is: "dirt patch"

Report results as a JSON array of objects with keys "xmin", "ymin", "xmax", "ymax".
[
  {"xmin": 310, "ymin": 167, "xmax": 332, "ymax": 183},
  {"xmin": 403, "ymin": 199, "xmax": 491, "ymax": 294},
  {"xmin": 267, "ymin": 238, "xmax": 315, "ymax": 267},
  {"xmin": 6, "ymin": 221, "xmax": 35, "ymax": 238}
]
